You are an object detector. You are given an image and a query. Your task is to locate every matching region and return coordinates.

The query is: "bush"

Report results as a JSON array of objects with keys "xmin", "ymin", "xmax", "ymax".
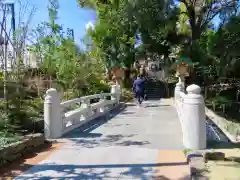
[
  {"xmin": 0, "ymin": 131, "xmax": 22, "ymax": 147},
  {"xmin": 121, "ymin": 88, "xmax": 134, "ymax": 102}
]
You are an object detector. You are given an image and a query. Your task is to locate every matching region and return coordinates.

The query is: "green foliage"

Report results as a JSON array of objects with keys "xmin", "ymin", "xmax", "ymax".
[
  {"xmin": 134, "ymin": 0, "xmax": 180, "ymax": 59},
  {"xmin": 177, "ymin": 0, "xmax": 239, "ymax": 40},
  {"xmin": 0, "ymin": 131, "xmax": 22, "ymax": 147},
  {"xmin": 79, "ymin": 0, "xmax": 240, "ymax": 134},
  {"xmin": 80, "ymin": 0, "xmax": 184, "ymax": 69},
  {"xmin": 1, "ymin": 0, "xmax": 111, "ymax": 142},
  {"xmin": 183, "ymin": 148, "xmax": 192, "ymax": 156},
  {"xmin": 121, "ymin": 88, "xmax": 134, "ymax": 102},
  {"xmin": 85, "ymin": 0, "xmax": 137, "ymax": 69},
  {"xmin": 193, "ymin": 13, "xmax": 240, "ymax": 78},
  {"xmin": 28, "ymin": 0, "xmax": 108, "ymax": 97}
]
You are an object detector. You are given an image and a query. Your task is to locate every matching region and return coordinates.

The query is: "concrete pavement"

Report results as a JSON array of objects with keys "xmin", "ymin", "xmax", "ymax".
[{"xmin": 15, "ymin": 99, "xmax": 188, "ymax": 180}]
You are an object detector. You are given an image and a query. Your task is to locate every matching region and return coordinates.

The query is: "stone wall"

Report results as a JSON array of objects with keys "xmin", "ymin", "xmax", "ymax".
[{"xmin": 0, "ymin": 133, "xmax": 45, "ymax": 167}]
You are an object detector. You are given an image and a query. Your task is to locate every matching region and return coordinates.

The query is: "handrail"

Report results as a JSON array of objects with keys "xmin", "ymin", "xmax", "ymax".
[
  {"xmin": 60, "ymin": 98, "xmax": 82, "ymax": 107},
  {"xmin": 44, "ymin": 86, "xmax": 121, "ymax": 139},
  {"xmin": 174, "ymin": 83, "xmax": 207, "ymax": 150},
  {"xmin": 60, "ymin": 93, "xmax": 113, "ymax": 108}
]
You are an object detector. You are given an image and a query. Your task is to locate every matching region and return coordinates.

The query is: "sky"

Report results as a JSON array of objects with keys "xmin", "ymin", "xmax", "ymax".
[
  {"xmin": 1, "ymin": 0, "xmax": 223, "ymax": 47},
  {"xmin": 3, "ymin": 0, "xmax": 96, "ymax": 45}
]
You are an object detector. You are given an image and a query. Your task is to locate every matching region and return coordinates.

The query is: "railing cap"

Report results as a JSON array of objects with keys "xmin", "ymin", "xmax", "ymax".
[
  {"xmin": 176, "ymin": 82, "xmax": 183, "ymax": 86},
  {"xmin": 46, "ymin": 88, "xmax": 57, "ymax": 94},
  {"xmin": 45, "ymin": 88, "xmax": 58, "ymax": 98},
  {"xmin": 186, "ymin": 84, "xmax": 201, "ymax": 94}
]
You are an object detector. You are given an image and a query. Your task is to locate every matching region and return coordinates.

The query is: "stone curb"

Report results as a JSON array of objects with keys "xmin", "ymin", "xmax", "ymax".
[
  {"xmin": 186, "ymin": 152, "xmax": 208, "ymax": 180},
  {"xmin": 0, "ymin": 133, "xmax": 46, "ymax": 167},
  {"xmin": 205, "ymin": 107, "xmax": 240, "ymax": 143},
  {"xmin": 186, "ymin": 151, "xmax": 227, "ymax": 179}
]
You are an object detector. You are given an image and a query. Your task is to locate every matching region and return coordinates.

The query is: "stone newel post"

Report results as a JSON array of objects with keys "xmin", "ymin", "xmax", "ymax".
[
  {"xmin": 174, "ymin": 81, "xmax": 184, "ymax": 101},
  {"xmin": 111, "ymin": 84, "xmax": 121, "ymax": 103},
  {"xmin": 183, "ymin": 84, "xmax": 206, "ymax": 150},
  {"xmin": 44, "ymin": 88, "xmax": 62, "ymax": 139}
]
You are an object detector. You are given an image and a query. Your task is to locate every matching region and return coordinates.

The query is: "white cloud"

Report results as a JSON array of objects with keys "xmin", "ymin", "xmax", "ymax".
[{"xmin": 85, "ymin": 21, "xmax": 94, "ymax": 31}]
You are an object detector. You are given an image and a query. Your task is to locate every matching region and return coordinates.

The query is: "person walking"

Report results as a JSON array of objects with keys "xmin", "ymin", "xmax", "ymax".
[{"xmin": 132, "ymin": 74, "xmax": 146, "ymax": 107}]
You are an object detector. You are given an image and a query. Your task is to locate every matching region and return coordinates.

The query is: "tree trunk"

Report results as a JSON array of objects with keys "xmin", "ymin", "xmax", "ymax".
[
  {"xmin": 123, "ymin": 68, "xmax": 132, "ymax": 88},
  {"xmin": 188, "ymin": 6, "xmax": 201, "ymax": 42},
  {"xmin": 191, "ymin": 25, "xmax": 201, "ymax": 41}
]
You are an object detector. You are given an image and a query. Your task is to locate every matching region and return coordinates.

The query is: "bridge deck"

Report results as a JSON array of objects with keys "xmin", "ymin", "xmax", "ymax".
[{"xmin": 15, "ymin": 99, "xmax": 189, "ymax": 180}]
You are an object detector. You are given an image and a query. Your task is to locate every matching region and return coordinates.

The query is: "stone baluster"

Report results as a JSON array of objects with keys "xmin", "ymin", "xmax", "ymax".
[
  {"xmin": 81, "ymin": 99, "xmax": 92, "ymax": 118},
  {"xmin": 111, "ymin": 84, "xmax": 121, "ymax": 103},
  {"xmin": 174, "ymin": 81, "xmax": 184, "ymax": 102},
  {"xmin": 44, "ymin": 88, "xmax": 62, "ymax": 139},
  {"xmin": 175, "ymin": 81, "xmax": 186, "ymax": 145},
  {"xmin": 183, "ymin": 84, "xmax": 207, "ymax": 150},
  {"xmin": 99, "ymin": 93, "xmax": 105, "ymax": 113}
]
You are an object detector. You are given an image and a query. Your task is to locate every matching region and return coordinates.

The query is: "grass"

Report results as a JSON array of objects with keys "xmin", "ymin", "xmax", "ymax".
[
  {"xmin": 0, "ymin": 131, "xmax": 22, "ymax": 147},
  {"xmin": 183, "ymin": 148, "xmax": 192, "ymax": 156}
]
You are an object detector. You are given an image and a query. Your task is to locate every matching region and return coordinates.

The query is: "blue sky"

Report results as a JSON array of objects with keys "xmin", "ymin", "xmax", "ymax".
[
  {"xmin": 2, "ymin": 0, "xmax": 223, "ymax": 46},
  {"xmin": 3, "ymin": 0, "xmax": 96, "ymax": 45}
]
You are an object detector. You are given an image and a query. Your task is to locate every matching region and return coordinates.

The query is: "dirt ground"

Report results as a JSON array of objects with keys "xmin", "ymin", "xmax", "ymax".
[
  {"xmin": 203, "ymin": 149, "xmax": 240, "ymax": 180},
  {"xmin": 0, "ymin": 142, "xmax": 64, "ymax": 179}
]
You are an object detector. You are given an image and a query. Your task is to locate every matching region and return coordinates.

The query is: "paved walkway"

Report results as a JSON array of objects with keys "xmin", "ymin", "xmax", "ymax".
[{"xmin": 15, "ymin": 99, "xmax": 190, "ymax": 180}]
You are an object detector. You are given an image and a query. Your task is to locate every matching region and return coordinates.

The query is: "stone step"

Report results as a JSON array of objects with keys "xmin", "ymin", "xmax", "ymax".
[
  {"xmin": 146, "ymin": 93, "xmax": 162, "ymax": 95},
  {"xmin": 146, "ymin": 90, "xmax": 162, "ymax": 92}
]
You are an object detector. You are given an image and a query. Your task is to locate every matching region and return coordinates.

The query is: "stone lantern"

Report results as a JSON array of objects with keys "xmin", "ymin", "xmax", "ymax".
[
  {"xmin": 111, "ymin": 66, "xmax": 125, "ymax": 86},
  {"xmin": 175, "ymin": 56, "xmax": 191, "ymax": 88}
]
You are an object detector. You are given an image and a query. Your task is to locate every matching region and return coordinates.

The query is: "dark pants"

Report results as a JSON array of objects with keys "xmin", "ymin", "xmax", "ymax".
[{"xmin": 135, "ymin": 91, "xmax": 144, "ymax": 105}]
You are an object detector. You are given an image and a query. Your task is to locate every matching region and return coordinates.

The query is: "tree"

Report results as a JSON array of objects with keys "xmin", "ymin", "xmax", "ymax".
[
  {"xmin": 79, "ymin": 0, "xmax": 183, "ymax": 67},
  {"xmin": 209, "ymin": 13, "xmax": 240, "ymax": 77},
  {"xmin": 28, "ymin": 0, "xmax": 108, "ymax": 96},
  {"xmin": 177, "ymin": 0, "xmax": 239, "ymax": 41},
  {"xmin": 79, "ymin": 0, "xmax": 139, "ymax": 88},
  {"xmin": 134, "ymin": 0, "xmax": 181, "ymax": 61},
  {"xmin": 88, "ymin": 1, "xmax": 137, "ymax": 68}
]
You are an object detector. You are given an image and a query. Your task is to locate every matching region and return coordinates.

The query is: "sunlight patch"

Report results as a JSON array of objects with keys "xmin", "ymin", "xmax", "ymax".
[{"xmin": 85, "ymin": 21, "xmax": 94, "ymax": 30}]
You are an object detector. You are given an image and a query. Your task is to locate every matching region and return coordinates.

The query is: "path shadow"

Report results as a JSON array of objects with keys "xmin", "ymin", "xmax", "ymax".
[
  {"xmin": 105, "ymin": 124, "xmax": 130, "ymax": 127},
  {"xmin": 68, "ymin": 134, "xmax": 150, "ymax": 148},
  {"xmin": 116, "ymin": 140, "xmax": 150, "ymax": 146},
  {"xmin": 0, "ymin": 141, "xmax": 58, "ymax": 178},
  {"xmin": 62, "ymin": 103, "xmax": 152, "ymax": 148},
  {"xmin": 120, "ymin": 111, "xmax": 135, "ymax": 115},
  {"xmin": 15, "ymin": 162, "xmax": 188, "ymax": 180},
  {"xmin": 69, "ymin": 133, "xmax": 103, "ymax": 138},
  {"xmin": 144, "ymin": 104, "xmax": 170, "ymax": 108}
]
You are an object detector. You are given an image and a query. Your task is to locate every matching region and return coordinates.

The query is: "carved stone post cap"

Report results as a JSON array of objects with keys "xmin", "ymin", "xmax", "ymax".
[
  {"xmin": 176, "ymin": 82, "xmax": 183, "ymax": 86},
  {"xmin": 46, "ymin": 88, "xmax": 58, "ymax": 94},
  {"xmin": 45, "ymin": 88, "xmax": 59, "ymax": 102},
  {"xmin": 187, "ymin": 84, "xmax": 201, "ymax": 94},
  {"xmin": 111, "ymin": 84, "xmax": 120, "ymax": 93}
]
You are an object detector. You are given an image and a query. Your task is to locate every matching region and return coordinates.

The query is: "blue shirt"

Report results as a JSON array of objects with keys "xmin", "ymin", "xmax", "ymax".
[{"xmin": 133, "ymin": 78, "xmax": 145, "ymax": 93}]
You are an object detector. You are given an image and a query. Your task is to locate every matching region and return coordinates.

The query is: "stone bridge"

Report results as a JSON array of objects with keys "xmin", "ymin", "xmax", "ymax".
[{"xmin": 14, "ymin": 83, "xmax": 227, "ymax": 179}]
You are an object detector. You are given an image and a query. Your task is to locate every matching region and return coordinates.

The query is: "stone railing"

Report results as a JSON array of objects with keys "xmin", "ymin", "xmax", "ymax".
[
  {"xmin": 175, "ymin": 82, "xmax": 207, "ymax": 150},
  {"xmin": 44, "ymin": 85, "xmax": 121, "ymax": 139}
]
